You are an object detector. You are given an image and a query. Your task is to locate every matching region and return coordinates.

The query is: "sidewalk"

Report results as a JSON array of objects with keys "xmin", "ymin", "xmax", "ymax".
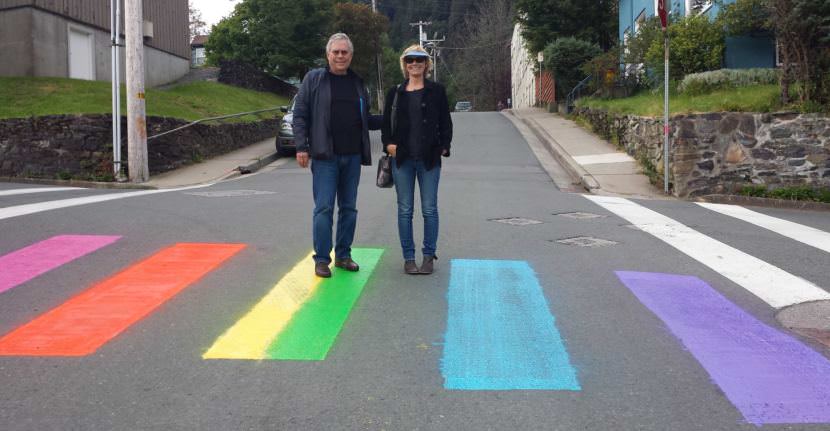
[
  {"xmin": 507, "ymin": 107, "xmax": 670, "ymax": 200},
  {"xmin": 145, "ymin": 137, "xmax": 284, "ymax": 188}
]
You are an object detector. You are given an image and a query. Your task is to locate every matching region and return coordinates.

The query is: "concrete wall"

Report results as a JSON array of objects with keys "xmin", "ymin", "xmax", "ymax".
[
  {"xmin": 511, "ymin": 23, "xmax": 536, "ymax": 109},
  {"xmin": 0, "ymin": 7, "xmax": 188, "ymax": 86},
  {"xmin": 0, "ymin": 7, "xmax": 33, "ymax": 76}
]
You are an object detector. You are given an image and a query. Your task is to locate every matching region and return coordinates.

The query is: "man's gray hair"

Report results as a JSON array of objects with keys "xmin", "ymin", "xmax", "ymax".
[{"xmin": 326, "ymin": 33, "xmax": 354, "ymax": 54}]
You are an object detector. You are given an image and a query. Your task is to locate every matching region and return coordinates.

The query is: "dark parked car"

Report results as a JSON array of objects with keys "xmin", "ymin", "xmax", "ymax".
[{"xmin": 277, "ymin": 96, "xmax": 296, "ymax": 156}]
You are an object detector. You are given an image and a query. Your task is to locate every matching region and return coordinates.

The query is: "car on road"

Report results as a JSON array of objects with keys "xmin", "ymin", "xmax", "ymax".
[
  {"xmin": 277, "ymin": 96, "xmax": 297, "ymax": 156},
  {"xmin": 454, "ymin": 101, "xmax": 472, "ymax": 112}
]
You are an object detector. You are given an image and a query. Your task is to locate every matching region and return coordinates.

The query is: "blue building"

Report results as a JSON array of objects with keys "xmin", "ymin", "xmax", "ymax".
[{"xmin": 619, "ymin": 0, "xmax": 776, "ymax": 70}]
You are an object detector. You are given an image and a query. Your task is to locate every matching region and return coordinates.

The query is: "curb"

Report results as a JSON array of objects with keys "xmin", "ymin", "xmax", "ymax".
[
  {"xmin": 0, "ymin": 176, "xmax": 155, "ymax": 190},
  {"xmin": 515, "ymin": 114, "xmax": 601, "ymax": 191},
  {"xmin": 238, "ymin": 151, "xmax": 280, "ymax": 174},
  {"xmin": 695, "ymin": 194, "xmax": 830, "ymax": 212}
]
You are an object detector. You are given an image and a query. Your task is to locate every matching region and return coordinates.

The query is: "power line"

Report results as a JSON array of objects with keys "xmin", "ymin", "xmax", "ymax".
[{"xmin": 439, "ymin": 38, "xmax": 512, "ymax": 50}]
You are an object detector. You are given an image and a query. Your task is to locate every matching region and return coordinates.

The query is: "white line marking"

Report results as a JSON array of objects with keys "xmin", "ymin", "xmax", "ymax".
[
  {"xmin": 697, "ymin": 202, "xmax": 830, "ymax": 255},
  {"xmin": 585, "ymin": 195, "xmax": 830, "ymax": 308},
  {"xmin": 0, "ymin": 184, "xmax": 210, "ymax": 222},
  {"xmin": 0, "ymin": 187, "xmax": 84, "ymax": 196},
  {"xmin": 572, "ymin": 153, "xmax": 635, "ymax": 165}
]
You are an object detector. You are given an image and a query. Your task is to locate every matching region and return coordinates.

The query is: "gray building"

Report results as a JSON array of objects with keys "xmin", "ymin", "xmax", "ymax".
[{"xmin": 0, "ymin": 0, "xmax": 189, "ymax": 87}]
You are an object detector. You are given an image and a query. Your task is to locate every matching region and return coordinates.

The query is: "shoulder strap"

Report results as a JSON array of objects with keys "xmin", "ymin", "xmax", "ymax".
[{"xmin": 391, "ymin": 84, "xmax": 402, "ymax": 136}]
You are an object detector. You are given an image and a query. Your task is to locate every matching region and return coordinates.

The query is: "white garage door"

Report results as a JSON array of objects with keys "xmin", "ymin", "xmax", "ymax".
[{"xmin": 69, "ymin": 28, "xmax": 94, "ymax": 80}]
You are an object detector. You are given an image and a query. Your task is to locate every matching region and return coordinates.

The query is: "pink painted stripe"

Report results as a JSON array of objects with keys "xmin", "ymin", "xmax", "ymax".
[{"xmin": 0, "ymin": 235, "xmax": 122, "ymax": 294}]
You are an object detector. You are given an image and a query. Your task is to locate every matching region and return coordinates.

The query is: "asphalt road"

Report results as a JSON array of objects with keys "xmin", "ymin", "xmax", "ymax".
[{"xmin": 1, "ymin": 112, "xmax": 829, "ymax": 430}]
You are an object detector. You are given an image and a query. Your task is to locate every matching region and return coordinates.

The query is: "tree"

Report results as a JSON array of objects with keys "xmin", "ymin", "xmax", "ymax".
[
  {"xmin": 515, "ymin": 0, "xmax": 618, "ymax": 55},
  {"xmin": 205, "ymin": 0, "xmax": 335, "ymax": 79},
  {"xmin": 543, "ymin": 37, "xmax": 602, "ymax": 98},
  {"xmin": 445, "ymin": 0, "xmax": 514, "ymax": 110},
  {"xmin": 769, "ymin": 0, "xmax": 830, "ymax": 106},
  {"xmin": 188, "ymin": 1, "xmax": 207, "ymax": 40},
  {"xmin": 330, "ymin": 3, "xmax": 389, "ymax": 81}
]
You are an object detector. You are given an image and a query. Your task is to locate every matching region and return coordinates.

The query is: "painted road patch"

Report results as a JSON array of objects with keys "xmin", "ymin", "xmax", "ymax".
[
  {"xmin": 204, "ymin": 248, "xmax": 383, "ymax": 360},
  {"xmin": 0, "ymin": 235, "xmax": 121, "ymax": 295},
  {"xmin": 0, "ymin": 243, "xmax": 245, "ymax": 356},
  {"xmin": 442, "ymin": 259, "xmax": 580, "ymax": 391},
  {"xmin": 616, "ymin": 271, "xmax": 830, "ymax": 425}
]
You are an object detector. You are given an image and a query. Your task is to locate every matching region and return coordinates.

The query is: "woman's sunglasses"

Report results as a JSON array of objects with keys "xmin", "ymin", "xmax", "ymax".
[{"xmin": 404, "ymin": 56, "xmax": 427, "ymax": 64}]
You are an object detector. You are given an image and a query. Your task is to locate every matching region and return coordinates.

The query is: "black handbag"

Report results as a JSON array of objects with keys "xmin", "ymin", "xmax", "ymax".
[
  {"xmin": 377, "ymin": 84, "xmax": 401, "ymax": 189},
  {"xmin": 376, "ymin": 154, "xmax": 394, "ymax": 188}
]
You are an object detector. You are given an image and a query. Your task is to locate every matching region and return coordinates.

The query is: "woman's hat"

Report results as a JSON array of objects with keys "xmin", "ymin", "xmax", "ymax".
[{"xmin": 403, "ymin": 50, "xmax": 430, "ymax": 58}]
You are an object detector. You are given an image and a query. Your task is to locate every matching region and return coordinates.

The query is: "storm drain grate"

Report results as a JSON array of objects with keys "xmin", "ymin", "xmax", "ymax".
[
  {"xmin": 553, "ymin": 236, "xmax": 619, "ymax": 247},
  {"xmin": 184, "ymin": 190, "xmax": 277, "ymax": 197},
  {"xmin": 555, "ymin": 211, "xmax": 606, "ymax": 220},
  {"xmin": 488, "ymin": 217, "xmax": 543, "ymax": 226}
]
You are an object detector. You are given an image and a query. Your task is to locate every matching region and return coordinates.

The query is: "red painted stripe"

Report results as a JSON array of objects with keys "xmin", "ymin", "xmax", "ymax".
[{"xmin": 0, "ymin": 243, "xmax": 245, "ymax": 356}]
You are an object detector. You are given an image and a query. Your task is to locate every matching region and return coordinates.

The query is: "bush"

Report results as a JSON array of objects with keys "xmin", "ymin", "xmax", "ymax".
[
  {"xmin": 543, "ymin": 37, "xmax": 602, "ymax": 99},
  {"xmin": 678, "ymin": 68, "xmax": 780, "ymax": 95},
  {"xmin": 645, "ymin": 14, "xmax": 725, "ymax": 83}
]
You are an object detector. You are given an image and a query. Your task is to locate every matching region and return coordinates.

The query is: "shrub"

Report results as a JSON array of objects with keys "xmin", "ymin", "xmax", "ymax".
[
  {"xmin": 645, "ymin": 13, "xmax": 725, "ymax": 83},
  {"xmin": 543, "ymin": 37, "xmax": 602, "ymax": 99},
  {"xmin": 678, "ymin": 68, "xmax": 780, "ymax": 95}
]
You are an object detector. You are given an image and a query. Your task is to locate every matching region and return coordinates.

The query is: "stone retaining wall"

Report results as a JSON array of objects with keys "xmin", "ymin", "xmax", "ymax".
[
  {"xmin": 574, "ymin": 107, "xmax": 830, "ymax": 197},
  {"xmin": 0, "ymin": 115, "xmax": 278, "ymax": 180}
]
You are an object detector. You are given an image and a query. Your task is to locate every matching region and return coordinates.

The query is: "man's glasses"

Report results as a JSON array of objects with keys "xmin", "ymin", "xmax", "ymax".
[
  {"xmin": 404, "ymin": 56, "xmax": 427, "ymax": 64},
  {"xmin": 330, "ymin": 50, "xmax": 350, "ymax": 56}
]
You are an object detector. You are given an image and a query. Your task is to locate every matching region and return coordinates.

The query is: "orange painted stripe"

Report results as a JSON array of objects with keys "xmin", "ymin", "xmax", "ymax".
[{"xmin": 0, "ymin": 243, "xmax": 245, "ymax": 356}]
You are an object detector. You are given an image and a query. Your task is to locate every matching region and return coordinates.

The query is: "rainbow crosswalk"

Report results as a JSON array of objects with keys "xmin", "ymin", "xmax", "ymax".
[{"xmin": 2, "ymin": 196, "xmax": 830, "ymax": 428}]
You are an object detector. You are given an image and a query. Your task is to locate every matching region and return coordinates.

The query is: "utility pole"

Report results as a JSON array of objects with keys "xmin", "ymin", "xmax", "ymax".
[
  {"xmin": 422, "ymin": 33, "xmax": 444, "ymax": 83},
  {"xmin": 110, "ymin": 0, "xmax": 123, "ymax": 179},
  {"xmin": 410, "ymin": 21, "xmax": 431, "ymax": 47},
  {"xmin": 125, "ymin": 0, "xmax": 148, "ymax": 182},
  {"xmin": 372, "ymin": 0, "xmax": 384, "ymax": 110}
]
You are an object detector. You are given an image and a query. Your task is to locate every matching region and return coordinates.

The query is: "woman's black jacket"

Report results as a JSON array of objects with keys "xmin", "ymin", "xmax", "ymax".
[{"xmin": 381, "ymin": 79, "xmax": 453, "ymax": 170}]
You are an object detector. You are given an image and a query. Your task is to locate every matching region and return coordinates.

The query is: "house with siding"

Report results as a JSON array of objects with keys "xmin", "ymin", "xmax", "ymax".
[
  {"xmin": 0, "ymin": 0, "xmax": 189, "ymax": 87},
  {"xmin": 619, "ymin": 0, "xmax": 776, "ymax": 70}
]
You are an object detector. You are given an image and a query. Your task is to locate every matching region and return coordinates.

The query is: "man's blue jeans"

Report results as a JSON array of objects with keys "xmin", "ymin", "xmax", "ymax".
[
  {"xmin": 311, "ymin": 154, "xmax": 361, "ymax": 264},
  {"xmin": 392, "ymin": 158, "xmax": 441, "ymax": 261}
]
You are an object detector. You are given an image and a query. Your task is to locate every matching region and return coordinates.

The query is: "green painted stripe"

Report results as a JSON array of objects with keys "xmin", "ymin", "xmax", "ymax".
[{"xmin": 265, "ymin": 248, "xmax": 384, "ymax": 360}]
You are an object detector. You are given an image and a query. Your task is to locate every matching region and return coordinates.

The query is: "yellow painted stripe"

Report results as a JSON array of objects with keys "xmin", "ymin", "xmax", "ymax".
[{"xmin": 203, "ymin": 252, "xmax": 320, "ymax": 359}]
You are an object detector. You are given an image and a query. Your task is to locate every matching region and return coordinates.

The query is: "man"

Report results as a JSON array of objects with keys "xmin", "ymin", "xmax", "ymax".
[{"xmin": 292, "ymin": 33, "xmax": 381, "ymax": 278}]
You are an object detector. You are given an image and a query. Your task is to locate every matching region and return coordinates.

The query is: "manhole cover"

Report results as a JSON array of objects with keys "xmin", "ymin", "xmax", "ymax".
[
  {"xmin": 184, "ymin": 190, "xmax": 276, "ymax": 197},
  {"xmin": 554, "ymin": 236, "xmax": 618, "ymax": 247},
  {"xmin": 555, "ymin": 211, "xmax": 606, "ymax": 220},
  {"xmin": 488, "ymin": 217, "xmax": 543, "ymax": 226},
  {"xmin": 777, "ymin": 300, "xmax": 830, "ymax": 349}
]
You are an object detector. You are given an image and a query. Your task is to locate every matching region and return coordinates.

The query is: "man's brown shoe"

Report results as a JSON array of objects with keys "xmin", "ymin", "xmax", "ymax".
[
  {"xmin": 404, "ymin": 260, "xmax": 419, "ymax": 275},
  {"xmin": 315, "ymin": 262, "xmax": 331, "ymax": 278},
  {"xmin": 420, "ymin": 255, "xmax": 436, "ymax": 274},
  {"xmin": 334, "ymin": 258, "xmax": 359, "ymax": 272}
]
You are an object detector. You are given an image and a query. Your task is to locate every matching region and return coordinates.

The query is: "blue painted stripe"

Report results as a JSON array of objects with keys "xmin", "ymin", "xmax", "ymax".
[{"xmin": 442, "ymin": 259, "xmax": 580, "ymax": 390}]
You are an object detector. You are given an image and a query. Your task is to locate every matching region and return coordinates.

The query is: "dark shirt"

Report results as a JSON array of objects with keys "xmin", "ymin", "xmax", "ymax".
[
  {"xmin": 329, "ymin": 73, "xmax": 362, "ymax": 155},
  {"xmin": 406, "ymin": 89, "xmax": 425, "ymax": 160}
]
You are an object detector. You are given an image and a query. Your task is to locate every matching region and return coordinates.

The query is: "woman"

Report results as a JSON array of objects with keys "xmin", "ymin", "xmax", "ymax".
[{"xmin": 381, "ymin": 45, "xmax": 453, "ymax": 275}]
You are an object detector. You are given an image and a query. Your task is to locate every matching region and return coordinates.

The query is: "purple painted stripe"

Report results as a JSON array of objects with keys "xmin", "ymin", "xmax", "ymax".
[
  {"xmin": 615, "ymin": 271, "xmax": 830, "ymax": 425},
  {"xmin": 0, "ymin": 235, "xmax": 121, "ymax": 294}
]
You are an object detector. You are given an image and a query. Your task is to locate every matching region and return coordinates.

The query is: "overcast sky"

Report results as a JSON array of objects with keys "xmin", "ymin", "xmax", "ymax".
[{"xmin": 191, "ymin": 0, "xmax": 240, "ymax": 29}]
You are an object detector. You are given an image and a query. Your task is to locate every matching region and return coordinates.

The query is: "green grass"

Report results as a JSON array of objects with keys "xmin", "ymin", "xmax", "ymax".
[
  {"xmin": 577, "ymin": 84, "xmax": 783, "ymax": 116},
  {"xmin": 0, "ymin": 77, "xmax": 288, "ymax": 122},
  {"xmin": 737, "ymin": 185, "xmax": 830, "ymax": 203}
]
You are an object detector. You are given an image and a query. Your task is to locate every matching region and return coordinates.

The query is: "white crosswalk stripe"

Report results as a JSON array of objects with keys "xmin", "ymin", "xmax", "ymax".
[
  {"xmin": 584, "ymin": 195, "xmax": 830, "ymax": 309},
  {"xmin": 0, "ymin": 184, "xmax": 210, "ymax": 222},
  {"xmin": 697, "ymin": 202, "xmax": 830, "ymax": 255}
]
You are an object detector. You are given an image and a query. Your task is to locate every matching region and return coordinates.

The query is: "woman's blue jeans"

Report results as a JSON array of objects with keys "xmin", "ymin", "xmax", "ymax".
[
  {"xmin": 311, "ymin": 154, "xmax": 361, "ymax": 264},
  {"xmin": 392, "ymin": 158, "xmax": 441, "ymax": 261}
]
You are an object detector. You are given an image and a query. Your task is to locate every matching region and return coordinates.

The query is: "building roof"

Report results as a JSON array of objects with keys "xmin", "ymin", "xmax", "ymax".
[{"xmin": 191, "ymin": 35, "xmax": 209, "ymax": 47}]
